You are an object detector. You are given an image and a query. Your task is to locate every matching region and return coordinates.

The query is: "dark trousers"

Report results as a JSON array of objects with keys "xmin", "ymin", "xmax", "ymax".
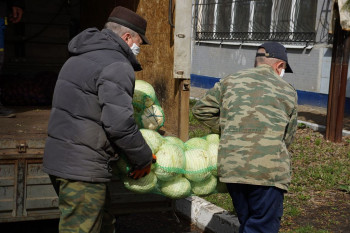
[{"xmin": 226, "ymin": 183, "xmax": 284, "ymax": 233}]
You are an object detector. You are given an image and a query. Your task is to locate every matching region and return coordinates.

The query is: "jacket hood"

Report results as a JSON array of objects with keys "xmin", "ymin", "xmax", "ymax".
[{"xmin": 68, "ymin": 28, "xmax": 142, "ymax": 71}]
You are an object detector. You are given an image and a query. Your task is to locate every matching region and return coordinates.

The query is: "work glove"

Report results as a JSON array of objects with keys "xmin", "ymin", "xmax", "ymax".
[{"xmin": 129, "ymin": 154, "xmax": 157, "ymax": 180}]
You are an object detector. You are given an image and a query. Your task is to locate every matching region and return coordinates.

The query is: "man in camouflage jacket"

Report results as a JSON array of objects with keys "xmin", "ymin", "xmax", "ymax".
[{"xmin": 192, "ymin": 42, "xmax": 298, "ymax": 233}]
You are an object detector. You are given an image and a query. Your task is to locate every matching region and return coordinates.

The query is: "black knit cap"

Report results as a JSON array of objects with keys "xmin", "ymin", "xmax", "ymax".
[
  {"xmin": 257, "ymin": 42, "xmax": 293, "ymax": 73},
  {"xmin": 108, "ymin": 6, "xmax": 150, "ymax": 45}
]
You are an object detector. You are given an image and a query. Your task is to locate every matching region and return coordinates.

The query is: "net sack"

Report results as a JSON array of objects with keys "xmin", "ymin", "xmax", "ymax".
[
  {"xmin": 133, "ymin": 80, "xmax": 165, "ymax": 131},
  {"xmin": 112, "ymin": 131, "xmax": 228, "ymax": 199}
]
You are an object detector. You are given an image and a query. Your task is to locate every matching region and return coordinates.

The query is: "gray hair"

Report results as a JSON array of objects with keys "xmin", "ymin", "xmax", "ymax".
[
  {"xmin": 255, "ymin": 56, "xmax": 282, "ymax": 67},
  {"xmin": 104, "ymin": 22, "xmax": 137, "ymax": 38},
  {"xmin": 255, "ymin": 48, "xmax": 284, "ymax": 67}
]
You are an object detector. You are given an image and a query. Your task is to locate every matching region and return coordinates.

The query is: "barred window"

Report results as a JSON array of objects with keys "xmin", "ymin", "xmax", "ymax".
[{"xmin": 194, "ymin": 0, "xmax": 317, "ymax": 44}]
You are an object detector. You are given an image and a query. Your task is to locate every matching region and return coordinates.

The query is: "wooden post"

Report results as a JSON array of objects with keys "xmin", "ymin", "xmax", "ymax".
[
  {"xmin": 335, "ymin": 31, "xmax": 350, "ymax": 142},
  {"xmin": 326, "ymin": 3, "xmax": 338, "ymax": 140},
  {"xmin": 326, "ymin": 3, "xmax": 346, "ymax": 142}
]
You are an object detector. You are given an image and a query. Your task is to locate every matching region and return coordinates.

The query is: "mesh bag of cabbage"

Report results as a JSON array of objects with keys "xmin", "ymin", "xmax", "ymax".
[
  {"xmin": 132, "ymin": 80, "xmax": 165, "ymax": 131},
  {"xmin": 111, "ymin": 130, "xmax": 227, "ymax": 199}
]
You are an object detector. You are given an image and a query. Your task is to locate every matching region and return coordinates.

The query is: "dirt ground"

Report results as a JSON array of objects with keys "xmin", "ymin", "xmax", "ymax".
[{"xmin": 283, "ymin": 190, "xmax": 350, "ymax": 232}]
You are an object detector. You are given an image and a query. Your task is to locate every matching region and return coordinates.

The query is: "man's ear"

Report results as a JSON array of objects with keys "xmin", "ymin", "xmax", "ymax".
[
  {"xmin": 121, "ymin": 33, "xmax": 132, "ymax": 46},
  {"xmin": 275, "ymin": 61, "xmax": 285, "ymax": 76},
  {"xmin": 121, "ymin": 33, "xmax": 130, "ymax": 40}
]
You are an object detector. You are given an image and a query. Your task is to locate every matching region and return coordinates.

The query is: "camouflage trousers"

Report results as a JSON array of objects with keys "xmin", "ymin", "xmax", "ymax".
[{"xmin": 50, "ymin": 175, "xmax": 116, "ymax": 233}]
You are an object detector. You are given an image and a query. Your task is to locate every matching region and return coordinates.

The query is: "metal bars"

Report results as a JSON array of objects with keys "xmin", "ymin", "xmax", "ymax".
[{"xmin": 193, "ymin": 0, "xmax": 317, "ymax": 43}]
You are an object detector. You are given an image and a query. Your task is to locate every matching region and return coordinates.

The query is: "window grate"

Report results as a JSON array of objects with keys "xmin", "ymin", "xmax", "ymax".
[
  {"xmin": 193, "ymin": 0, "xmax": 317, "ymax": 44},
  {"xmin": 196, "ymin": 32, "xmax": 316, "ymax": 42}
]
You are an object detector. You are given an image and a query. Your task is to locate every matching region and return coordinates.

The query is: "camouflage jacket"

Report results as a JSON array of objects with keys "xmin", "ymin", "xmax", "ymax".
[{"xmin": 192, "ymin": 64, "xmax": 298, "ymax": 191}]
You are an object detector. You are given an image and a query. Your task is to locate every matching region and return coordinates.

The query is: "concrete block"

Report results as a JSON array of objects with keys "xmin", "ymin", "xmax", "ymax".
[{"xmin": 175, "ymin": 196, "xmax": 240, "ymax": 233}]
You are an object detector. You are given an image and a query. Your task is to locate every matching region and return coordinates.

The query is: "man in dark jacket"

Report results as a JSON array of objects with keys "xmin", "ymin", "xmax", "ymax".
[
  {"xmin": 0, "ymin": 0, "xmax": 24, "ymax": 117},
  {"xmin": 43, "ymin": 6, "xmax": 154, "ymax": 233}
]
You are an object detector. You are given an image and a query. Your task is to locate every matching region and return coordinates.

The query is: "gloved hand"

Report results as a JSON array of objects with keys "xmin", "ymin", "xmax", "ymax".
[
  {"xmin": 129, "ymin": 154, "xmax": 157, "ymax": 180},
  {"xmin": 151, "ymin": 153, "xmax": 157, "ymax": 163}
]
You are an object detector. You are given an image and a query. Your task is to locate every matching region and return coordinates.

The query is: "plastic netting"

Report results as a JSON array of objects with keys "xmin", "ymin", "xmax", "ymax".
[
  {"xmin": 132, "ymin": 80, "xmax": 165, "ymax": 131},
  {"xmin": 111, "ymin": 130, "xmax": 228, "ymax": 199}
]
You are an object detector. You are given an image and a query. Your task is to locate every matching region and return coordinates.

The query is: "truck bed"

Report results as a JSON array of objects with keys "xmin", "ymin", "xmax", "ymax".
[
  {"xmin": 0, "ymin": 106, "xmax": 50, "ymax": 141},
  {"xmin": 0, "ymin": 106, "xmax": 172, "ymax": 223}
]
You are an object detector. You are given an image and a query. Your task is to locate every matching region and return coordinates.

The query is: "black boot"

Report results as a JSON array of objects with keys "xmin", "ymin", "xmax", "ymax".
[{"xmin": 0, "ymin": 105, "xmax": 16, "ymax": 118}]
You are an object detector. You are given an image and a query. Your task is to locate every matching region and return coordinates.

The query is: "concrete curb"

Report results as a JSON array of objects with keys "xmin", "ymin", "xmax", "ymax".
[
  {"xmin": 298, "ymin": 120, "xmax": 350, "ymax": 137},
  {"xmin": 175, "ymin": 196, "xmax": 240, "ymax": 233}
]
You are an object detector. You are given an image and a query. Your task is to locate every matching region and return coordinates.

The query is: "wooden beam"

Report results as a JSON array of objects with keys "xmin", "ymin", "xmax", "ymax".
[
  {"xmin": 335, "ymin": 32, "xmax": 350, "ymax": 142},
  {"xmin": 326, "ymin": 3, "xmax": 344, "ymax": 142}
]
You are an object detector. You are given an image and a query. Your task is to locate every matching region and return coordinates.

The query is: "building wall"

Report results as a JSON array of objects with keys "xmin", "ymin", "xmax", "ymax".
[
  {"xmin": 192, "ymin": 44, "xmax": 329, "ymax": 92},
  {"xmin": 190, "ymin": 0, "xmax": 350, "ymax": 103}
]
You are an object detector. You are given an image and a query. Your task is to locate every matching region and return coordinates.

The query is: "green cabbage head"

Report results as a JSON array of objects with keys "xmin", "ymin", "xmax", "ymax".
[
  {"xmin": 154, "ymin": 144, "xmax": 185, "ymax": 181},
  {"xmin": 191, "ymin": 175, "xmax": 217, "ymax": 196},
  {"xmin": 184, "ymin": 148, "xmax": 211, "ymax": 182},
  {"xmin": 160, "ymin": 176, "xmax": 191, "ymax": 199},
  {"xmin": 123, "ymin": 172, "xmax": 157, "ymax": 194}
]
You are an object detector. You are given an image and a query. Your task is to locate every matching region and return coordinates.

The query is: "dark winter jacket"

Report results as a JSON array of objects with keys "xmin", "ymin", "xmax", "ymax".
[
  {"xmin": 0, "ymin": 0, "xmax": 24, "ymax": 17},
  {"xmin": 43, "ymin": 28, "xmax": 153, "ymax": 182}
]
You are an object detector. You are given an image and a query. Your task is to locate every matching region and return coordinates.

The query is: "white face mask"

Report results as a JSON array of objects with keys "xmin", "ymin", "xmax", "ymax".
[
  {"xmin": 279, "ymin": 69, "xmax": 285, "ymax": 77},
  {"xmin": 130, "ymin": 43, "xmax": 140, "ymax": 56}
]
